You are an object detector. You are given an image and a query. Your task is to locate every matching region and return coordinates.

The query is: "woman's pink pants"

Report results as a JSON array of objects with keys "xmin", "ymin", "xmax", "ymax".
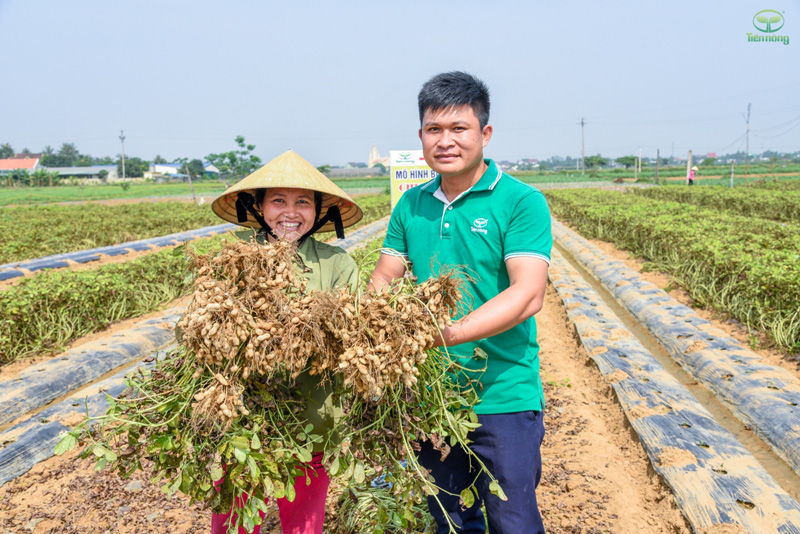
[{"xmin": 211, "ymin": 454, "xmax": 329, "ymax": 534}]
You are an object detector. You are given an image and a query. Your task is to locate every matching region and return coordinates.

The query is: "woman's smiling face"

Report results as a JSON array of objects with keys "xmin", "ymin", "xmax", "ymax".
[{"xmin": 260, "ymin": 187, "xmax": 316, "ymax": 242}]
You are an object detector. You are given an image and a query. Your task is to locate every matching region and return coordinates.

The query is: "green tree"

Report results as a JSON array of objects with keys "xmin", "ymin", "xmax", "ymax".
[
  {"xmin": 585, "ymin": 155, "xmax": 609, "ymax": 169},
  {"xmin": 153, "ymin": 154, "xmax": 167, "ymax": 164},
  {"xmin": 76, "ymin": 155, "xmax": 94, "ymax": 167},
  {"xmin": 316, "ymin": 164, "xmax": 331, "ymax": 174},
  {"xmin": 206, "ymin": 136, "xmax": 262, "ymax": 181},
  {"xmin": 12, "ymin": 169, "xmax": 31, "ymax": 187},
  {"xmin": 98, "ymin": 169, "xmax": 109, "ymax": 183},
  {"xmin": 41, "ymin": 145, "xmax": 56, "ymax": 166},
  {"xmin": 0, "ymin": 144, "xmax": 14, "ymax": 159},
  {"xmin": 92, "ymin": 155, "xmax": 115, "ymax": 165},
  {"xmin": 30, "ymin": 168, "xmax": 59, "ymax": 187},
  {"xmin": 58, "ymin": 143, "xmax": 80, "ymax": 166},
  {"xmin": 701, "ymin": 157, "xmax": 716, "ymax": 166},
  {"xmin": 117, "ymin": 157, "xmax": 148, "ymax": 178},
  {"xmin": 614, "ymin": 156, "xmax": 637, "ymax": 168},
  {"xmin": 187, "ymin": 158, "xmax": 205, "ymax": 178}
]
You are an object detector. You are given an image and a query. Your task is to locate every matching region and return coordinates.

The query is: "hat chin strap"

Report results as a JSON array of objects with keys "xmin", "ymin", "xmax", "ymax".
[
  {"xmin": 299, "ymin": 205, "xmax": 345, "ymax": 243},
  {"xmin": 235, "ymin": 192, "xmax": 345, "ymax": 245},
  {"xmin": 235, "ymin": 192, "xmax": 278, "ymax": 240}
]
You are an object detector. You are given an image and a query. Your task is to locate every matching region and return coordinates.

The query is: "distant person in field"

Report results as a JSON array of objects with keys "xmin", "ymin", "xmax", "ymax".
[
  {"xmin": 688, "ymin": 165, "xmax": 698, "ymax": 186},
  {"xmin": 209, "ymin": 150, "xmax": 363, "ymax": 534},
  {"xmin": 370, "ymin": 71, "xmax": 552, "ymax": 534}
]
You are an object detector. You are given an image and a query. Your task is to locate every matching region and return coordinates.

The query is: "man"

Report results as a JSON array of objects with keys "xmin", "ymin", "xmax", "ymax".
[{"xmin": 370, "ymin": 71, "xmax": 552, "ymax": 533}]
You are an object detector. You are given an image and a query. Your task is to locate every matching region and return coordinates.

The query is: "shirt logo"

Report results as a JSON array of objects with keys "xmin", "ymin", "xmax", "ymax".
[{"xmin": 471, "ymin": 218, "xmax": 489, "ymax": 235}]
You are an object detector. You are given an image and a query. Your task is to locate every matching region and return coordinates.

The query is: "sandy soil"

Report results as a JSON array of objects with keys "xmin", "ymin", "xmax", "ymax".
[{"xmin": 0, "ymin": 283, "xmax": 692, "ymax": 533}]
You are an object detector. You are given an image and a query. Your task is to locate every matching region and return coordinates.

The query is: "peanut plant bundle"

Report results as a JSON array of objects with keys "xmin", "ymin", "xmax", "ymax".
[{"xmin": 57, "ymin": 238, "xmax": 500, "ymax": 532}]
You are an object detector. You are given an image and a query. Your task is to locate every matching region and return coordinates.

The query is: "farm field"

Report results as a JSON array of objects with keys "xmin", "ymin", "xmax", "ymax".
[
  {"xmin": 0, "ymin": 178, "xmax": 388, "ymax": 207},
  {"xmin": 0, "ymin": 182, "xmax": 229, "ymax": 206},
  {"xmin": 0, "ymin": 202, "xmax": 222, "ymax": 264},
  {"xmin": 2, "ymin": 184, "xmax": 800, "ymax": 532},
  {"xmin": 544, "ymin": 188, "xmax": 800, "ymax": 354},
  {"xmin": 0, "ymin": 194, "xmax": 390, "ymax": 364},
  {"xmin": 631, "ymin": 185, "xmax": 800, "ymax": 222}
]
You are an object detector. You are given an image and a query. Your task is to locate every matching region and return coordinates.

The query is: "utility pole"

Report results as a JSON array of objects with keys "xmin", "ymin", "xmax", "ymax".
[
  {"xmin": 686, "ymin": 150, "xmax": 693, "ymax": 185},
  {"xmin": 744, "ymin": 103, "xmax": 751, "ymax": 182},
  {"xmin": 119, "ymin": 130, "xmax": 127, "ymax": 182},
  {"xmin": 655, "ymin": 148, "xmax": 660, "ymax": 185},
  {"xmin": 637, "ymin": 147, "xmax": 642, "ymax": 174},
  {"xmin": 580, "ymin": 118, "xmax": 586, "ymax": 176},
  {"xmin": 730, "ymin": 161, "xmax": 735, "ymax": 188},
  {"xmin": 184, "ymin": 161, "xmax": 197, "ymax": 204}
]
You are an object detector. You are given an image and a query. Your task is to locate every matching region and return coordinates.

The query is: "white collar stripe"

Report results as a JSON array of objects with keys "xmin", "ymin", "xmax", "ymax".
[{"xmin": 488, "ymin": 167, "xmax": 503, "ymax": 190}]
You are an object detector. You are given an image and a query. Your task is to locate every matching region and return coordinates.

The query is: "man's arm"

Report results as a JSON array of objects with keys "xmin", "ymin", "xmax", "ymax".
[
  {"xmin": 433, "ymin": 256, "xmax": 548, "ymax": 347},
  {"xmin": 368, "ymin": 253, "xmax": 408, "ymax": 291}
]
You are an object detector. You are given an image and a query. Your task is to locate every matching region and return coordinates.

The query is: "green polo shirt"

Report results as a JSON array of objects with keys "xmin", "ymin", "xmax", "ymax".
[
  {"xmin": 381, "ymin": 159, "xmax": 552, "ymax": 414},
  {"xmin": 235, "ymin": 230, "xmax": 358, "ymax": 451}
]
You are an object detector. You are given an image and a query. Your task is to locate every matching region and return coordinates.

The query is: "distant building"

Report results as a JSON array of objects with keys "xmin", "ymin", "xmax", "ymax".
[
  {"xmin": 48, "ymin": 165, "xmax": 119, "ymax": 182},
  {"xmin": 368, "ymin": 144, "xmax": 390, "ymax": 168},
  {"xmin": 0, "ymin": 157, "xmax": 40, "ymax": 173},
  {"xmin": 13, "ymin": 153, "xmax": 43, "ymax": 160},
  {"xmin": 146, "ymin": 162, "xmax": 220, "ymax": 180},
  {"xmin": 327, "ymin": 167, "xmax": 386, "ymax": 178}
]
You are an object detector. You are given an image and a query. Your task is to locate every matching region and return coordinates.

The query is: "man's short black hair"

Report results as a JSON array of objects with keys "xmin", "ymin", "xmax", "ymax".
[{"xmin": 418, "ymin": 71, "xmax": 490, "ymax": 129}]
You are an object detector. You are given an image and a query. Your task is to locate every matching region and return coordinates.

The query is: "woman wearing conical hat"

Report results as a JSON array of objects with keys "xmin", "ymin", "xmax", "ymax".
[{"xmin": 210, "ymin": 150, "xmax": 363, "ymax": 534}]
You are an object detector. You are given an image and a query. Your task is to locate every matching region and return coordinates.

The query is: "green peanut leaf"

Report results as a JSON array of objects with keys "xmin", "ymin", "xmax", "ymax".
[
  {"xmin": 250, "ymin": 434, "xmax": 261, "ymax": 450},
  {"xmin": 209, "ymin": 463, "xmax": 224, "ymax": 481},
  {"xmin": 460, "ymin": 487, "xmax": 476, "ymax": 508},
  {"xmin": 328, "ymin": 456, "xmax": 340, "ymax": 476},
  {"xmin": 247, "ymin": 455, "xmax": 261, "ymax": 480},
  {"xmin": 285, "ymin": 481, "xmax": 297, "ymax": 502},
  {"xmin": 54, "ymin": 432, "xmax": 77, "ymax": 456},
  {"xmin": 296, "ymin": 447, "xmax": 313, "ymax": 463},
  {"xmin": 353, "ymin": 461, "xmax": 366, "ymax": 484},
  {"xmin": 489, "ymin": 480, "xmax": 508, "ymax": 501},
  {"xmin": 233, "ymin": 447, "xmax": 247, "ymax": 464}
]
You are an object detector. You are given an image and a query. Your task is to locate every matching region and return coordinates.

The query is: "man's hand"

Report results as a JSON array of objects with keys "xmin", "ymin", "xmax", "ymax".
[{"xmin": 434, "ymin": 256, "xmax": 548, "ymax": 347}]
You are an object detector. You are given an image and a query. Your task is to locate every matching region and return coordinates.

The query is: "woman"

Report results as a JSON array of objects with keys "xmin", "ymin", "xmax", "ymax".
[{"xmin": 210, "ymin": 150, "xmax": 363, "ymax": 534}]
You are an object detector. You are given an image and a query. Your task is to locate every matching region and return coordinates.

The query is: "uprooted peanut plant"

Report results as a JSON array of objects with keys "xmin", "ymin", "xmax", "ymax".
[{"xmin": 57, "ymin": 238, "xmax": 502, "ymax": 533}]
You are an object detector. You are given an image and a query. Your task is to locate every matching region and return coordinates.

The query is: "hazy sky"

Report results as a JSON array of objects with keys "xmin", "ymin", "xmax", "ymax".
[{"xmin": 2, "ymin": 0, "xmax": 798, "ymax": 166}]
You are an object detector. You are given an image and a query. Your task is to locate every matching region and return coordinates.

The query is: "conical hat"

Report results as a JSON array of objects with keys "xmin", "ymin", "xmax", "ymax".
[{"xmin": 212, "ymin": 150, "xmax": 363, "ymax": 232}]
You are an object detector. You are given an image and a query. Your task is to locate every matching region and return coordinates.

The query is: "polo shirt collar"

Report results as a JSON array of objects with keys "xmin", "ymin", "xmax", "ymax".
[
  {"xmin": 420, "ymin": 158, "xmax": 503, "ymax": 197},
  {"xmin": 472, "ymin": 159, "xmax": 503, "ymax": 192}
]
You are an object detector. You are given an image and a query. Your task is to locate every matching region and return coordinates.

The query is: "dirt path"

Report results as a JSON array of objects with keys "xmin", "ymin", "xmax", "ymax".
[{"xmin": 0, "ymin": 282, "xmax": 692, "ymax": 534}]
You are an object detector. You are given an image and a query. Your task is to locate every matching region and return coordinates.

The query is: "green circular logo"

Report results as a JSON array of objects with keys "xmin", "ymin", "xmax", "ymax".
[{"xmin": 753, "ymin": 9, "xmax": 785, "ymax": 33}]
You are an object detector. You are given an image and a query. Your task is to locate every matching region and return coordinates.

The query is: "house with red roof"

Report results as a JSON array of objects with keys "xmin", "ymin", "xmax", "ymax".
[{"xmin": 0, "ymin": 157, "xmax": 40, "ymax": 172}]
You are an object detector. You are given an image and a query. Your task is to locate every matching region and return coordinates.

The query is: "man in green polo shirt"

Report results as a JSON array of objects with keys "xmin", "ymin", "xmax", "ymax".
[{"xmin": 371, "ymin": 72, "xmax": 551, "ymax": 534}]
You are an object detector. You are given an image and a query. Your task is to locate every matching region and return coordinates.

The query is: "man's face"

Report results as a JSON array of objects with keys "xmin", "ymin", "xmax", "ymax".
[{"xmin": 419, "ymin": 105, "xmax": 492, "ymax": 179}]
